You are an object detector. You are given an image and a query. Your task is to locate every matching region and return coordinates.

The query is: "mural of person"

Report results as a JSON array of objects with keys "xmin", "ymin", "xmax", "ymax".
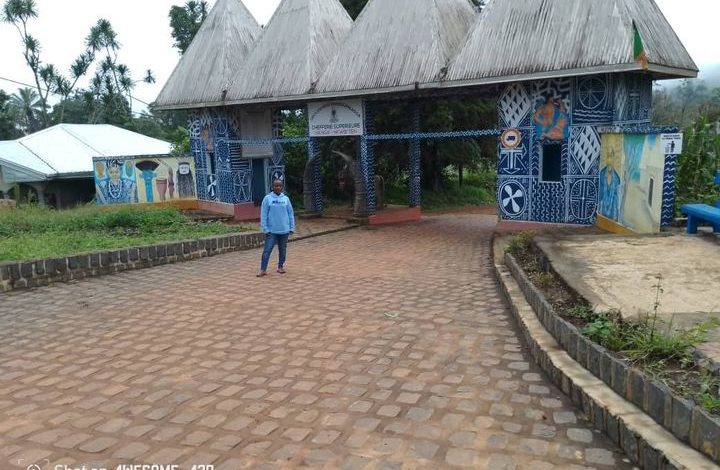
[
  {"xmin": 135, "ymin": 160, "xmax": 160, "ymax": 203},
  {"xmin": 533, "ymin": 96, "xmax": 570, "ymax": 141},
  {"xmin": 599, "ymin": 160, "xmax": 621, "ymax": 221},
  {"xmin": 176, "ymin": 161, "xmax": 196, "ymax": 198},
  {"xmin": 96, "ymin": 159, "xmax": 137, "ymax": 204}
]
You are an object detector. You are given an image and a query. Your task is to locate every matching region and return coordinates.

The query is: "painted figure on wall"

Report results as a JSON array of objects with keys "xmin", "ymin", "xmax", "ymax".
[
  {"xmin": 599, "ymin": 162, "xmax": 621, "ymax": 221},
  {"xmin": 599, "ymin": 133, "xmax": 666, "ymax": 233},
  {"xmin": 95, "ymin": 159, "xmax": 137, "ymax": 204},
  {"xmin": 599, "ymin": 137, "xmax": 623, "ymax": 221},
  {"xmin": 177, "ymin": 161, "xmax": 196, "ymax": 198},
  {"xmin": 533, "ymin": 96, "xmax": 570, "ymax": 141},
  {"xmin": 135, "ymin": 160, "xmax": 160, "ymax": 203}
]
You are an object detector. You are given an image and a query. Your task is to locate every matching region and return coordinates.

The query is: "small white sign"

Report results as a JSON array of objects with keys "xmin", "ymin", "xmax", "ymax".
[
  {"xmin": 308, "ymin": 100, "xmax": 364, "ymax": 137},
  {"xmin": 661, "ymin": 133, "xmax": 683, "ymax": 155}
]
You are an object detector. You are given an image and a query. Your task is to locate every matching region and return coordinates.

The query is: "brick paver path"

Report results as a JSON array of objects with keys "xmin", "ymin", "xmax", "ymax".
[{"xmin": 0, "ymin": 214, "xmax": 633, "ymax": 469}]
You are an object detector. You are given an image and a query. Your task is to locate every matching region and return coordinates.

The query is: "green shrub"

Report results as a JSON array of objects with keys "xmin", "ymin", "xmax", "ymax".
[
  {"xmin": 505, "ymin": 231, "xmax": 537, "ymax": 255},
  {"xmin": 537, "ymin": 272, "xmax": 554, "ymax": 288},
  {"xmin": 582, "ymin": 313, "xmax": 633, "ymax": 352},
  {"xmin": 566, "ymin": 304, "xmax": 596, "ymax": 321}
]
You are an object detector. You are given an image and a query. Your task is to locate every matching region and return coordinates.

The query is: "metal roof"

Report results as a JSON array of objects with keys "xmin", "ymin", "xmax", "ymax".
[
  {"xmin": 154, "ymin": 0, "xmax": 697, "ymax": 108},
  {"xmin": 0, "ymin": 125, "xmax": 172, "ymax": 181},
  {"xmin": 446, "ymin": 0, "xmax": 697, "ymax": 85},
  {"xmin": 225, "ymin": 0, "xmax": 353, "ymax": 102},
  {"xmin": 154, "ymin": 0, "xmax": 261, "ymax": 108},
  {"xmin": 316, "ymin": 0, "xmax": 476, "ymax": 94}
]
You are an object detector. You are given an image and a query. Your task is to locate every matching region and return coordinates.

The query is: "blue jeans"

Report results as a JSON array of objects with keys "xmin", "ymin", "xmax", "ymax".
[{"xmin": 260, "ymin": 233, "xmax": 289, "ymax": 272}]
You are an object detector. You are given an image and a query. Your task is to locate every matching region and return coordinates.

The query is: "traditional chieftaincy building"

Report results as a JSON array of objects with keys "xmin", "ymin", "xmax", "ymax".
[{"xmin": 153, "ymin": 0, "xmax": 696, "ymax": 234}]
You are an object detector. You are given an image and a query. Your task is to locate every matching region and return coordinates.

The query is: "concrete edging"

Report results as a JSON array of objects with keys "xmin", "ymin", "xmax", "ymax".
[
  {"xmin": 492, "ymin": 241, "xmax": 719, "ymax": 469},
  {"xmin": 507, "ymin": 244, "xmax": 720, "ymax": 464},
  {"xmin": 0, "ymin": 225, "xmax": 358, "ymax": 293}
]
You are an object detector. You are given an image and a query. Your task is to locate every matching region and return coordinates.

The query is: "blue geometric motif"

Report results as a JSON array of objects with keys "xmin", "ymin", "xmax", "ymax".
[
  {"xmin": 573, "ymin": 75, "xmax": 613, "ymax": 124},
  {"xmin": 498, "ymin": 83, "xmax": 533, "ymax": 128},
  {"xmin": 498, "ymin": 129, "xmax": 531, "ymax": 177},
  {"xmin": 569, "ymin": 126, "xmax": 601, "ymax": 175},
  {"xmin": 408, "ymin": 102, "xmax": 422, "ymax": 207},
  {"xmin": 531, "ymin": 180, "xmax": 566, "ymax": 223},
  {"xmin": 568, "ymin": 178, "xmax": 599, "ymax": 224},
  {"xmin": 661, "ymin": 154, "xmax": 678, "ymax": 226},
  {"xmin": 497, "ymin": 179, "xmax": 529, "ymax": 220},
  {"xmin": 233, "ymin": 160, "xmax": 252, "ymax": 203}
]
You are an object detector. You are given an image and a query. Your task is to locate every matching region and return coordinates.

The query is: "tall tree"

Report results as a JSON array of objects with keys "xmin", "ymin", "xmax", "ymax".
[
  {"xmin": 2, "ymin": 0, "xmax": 104, "ymax": 127},
  {"xmin": 2, "ymin": 0, "xmax": 51, "ymax": 127},
  {"xmin": 9, "ymin": 87, "xmax": 42, "ymax": 133},
  {"xmin": 169, "ymin": 1, "xmax": 208, "ymax": 54}
]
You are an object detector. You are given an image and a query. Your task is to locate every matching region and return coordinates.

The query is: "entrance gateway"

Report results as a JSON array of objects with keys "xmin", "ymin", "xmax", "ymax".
[{"xmin": 152, "ymin": 0, "xmax": 697, "ymax": 233}]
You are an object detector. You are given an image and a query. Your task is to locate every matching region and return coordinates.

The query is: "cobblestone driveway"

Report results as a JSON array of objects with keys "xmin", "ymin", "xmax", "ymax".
[{"xmin": 0, "ymin": 214, "xmax": 633, "ymax": 469}]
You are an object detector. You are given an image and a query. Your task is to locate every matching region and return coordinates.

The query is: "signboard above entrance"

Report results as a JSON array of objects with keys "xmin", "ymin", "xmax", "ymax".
[{"xmin": 308, "ymin": 100, "xmax": 364, "ymax": 137}]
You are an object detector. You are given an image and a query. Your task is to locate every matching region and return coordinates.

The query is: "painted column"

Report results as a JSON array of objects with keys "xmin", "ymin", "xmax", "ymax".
[
  {"xmin": 359, "ymin": 101, "xmax": 376, "ymax": 216},
  {"xmin": 305, "ymin": 138, "xmax": 323, "ymax": 213},
  {"xmin": 408, "ymin": 101, "xmax": 422, "ymax": 208}
]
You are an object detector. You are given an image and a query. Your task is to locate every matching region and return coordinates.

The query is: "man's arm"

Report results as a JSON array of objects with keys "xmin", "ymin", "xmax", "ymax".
[
  {"xmin": 287, "ymin": 198, "xmax": 295, "ymax": 233},
  {"xmin": 260, "ymin": 196, "xmax": 270, "ymax": 233}
]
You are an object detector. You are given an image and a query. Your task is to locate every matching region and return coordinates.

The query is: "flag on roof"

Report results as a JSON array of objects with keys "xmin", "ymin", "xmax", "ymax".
[{"xmin": 633, "ymin": 21, "xmax": 649, "ymax": 70}]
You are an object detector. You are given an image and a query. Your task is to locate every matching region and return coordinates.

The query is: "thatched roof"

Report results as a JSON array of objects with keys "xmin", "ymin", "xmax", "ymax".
[
  {"xmin": 225, "ymin": 0, "xmax": 353, "ymax": 102},
  {"xmin": 154, "ymin": 0, "xmax": 261, "ymax": 108},
  {"xmin": 446, "ymin": 0, "xmax": 697, "ymax": 85},
  {"xmin": 316, "ymin": 0, "xmax": 476, "ymax": 94}
]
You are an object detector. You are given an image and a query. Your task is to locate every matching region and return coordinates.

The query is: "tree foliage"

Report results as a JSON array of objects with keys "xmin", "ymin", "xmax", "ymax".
[
  {"xmin": 169, "ymin": 1, "xmax": 208, "ymax": 54},
  {"xmin": 0, "ymin": 90, "xmax": 21, "ymax": 140},
  {"xmin": 654, "ymin": 80, "xmax": 720, "ymax": 214}
]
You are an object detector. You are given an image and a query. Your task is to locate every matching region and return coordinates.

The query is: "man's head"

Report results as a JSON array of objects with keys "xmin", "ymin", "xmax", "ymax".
[{"xmin": 272, "ymin": 179, "xmax": 284, "ymax": 195}]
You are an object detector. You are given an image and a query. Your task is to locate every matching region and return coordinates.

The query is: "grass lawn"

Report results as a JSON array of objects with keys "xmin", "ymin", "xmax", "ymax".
[
  {"xmin": 0, "ymin": 205, "xmax": 251, "ymax": 262},
  {"xmin": 385, "ymin": 170, "xmax": 496, "ymax": 211}
]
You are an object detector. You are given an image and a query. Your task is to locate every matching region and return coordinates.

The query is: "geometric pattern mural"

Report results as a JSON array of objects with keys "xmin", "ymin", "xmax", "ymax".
[
  {"xmin": 499, "ymin": 83, "xmax": 532, "ymax": 128},
  {"xmin": 568, "ymin": 177, "xmax": 599, "ymax": 223},
  {"xmin": 188, "ymin": 107, "xmax": 283, "ymax": 205},
  {"xmin": 661, "ymin": 153, "xmax": 678, "ymax": 227},
  {"xmin": 497, "ymin": 178, "xmax": 529, "ymax": 220},
  {"xmin": 574, "ymin": 75, "xmax": 613, "ymax": 124},
  {"xmin": 531, "ymin": 179, "xmax": 566, "ymax": 223},
  {"xmin": 569, "ymin": 126, "xmax": 601, "ymax": 175},
  {"xmin": 497, "ymin": 73, "xmax": 662, "ymax": 226}
]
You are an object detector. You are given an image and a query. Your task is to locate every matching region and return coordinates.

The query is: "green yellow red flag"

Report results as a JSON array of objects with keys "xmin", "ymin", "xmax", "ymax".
[{"xmin": 633, "ymin": 21, "xmax": 649, "ymax": 70}]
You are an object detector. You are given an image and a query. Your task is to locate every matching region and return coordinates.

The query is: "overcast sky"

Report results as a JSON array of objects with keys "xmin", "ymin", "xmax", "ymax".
[{"xmin": 0, "ymin": 0, "xmax": 718, "ymax": 113}]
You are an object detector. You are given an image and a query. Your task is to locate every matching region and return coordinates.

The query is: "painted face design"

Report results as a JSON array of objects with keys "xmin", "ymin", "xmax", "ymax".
[{"xmin": 178, "ymin": 163, "xmax": 191, "ymax": 175}]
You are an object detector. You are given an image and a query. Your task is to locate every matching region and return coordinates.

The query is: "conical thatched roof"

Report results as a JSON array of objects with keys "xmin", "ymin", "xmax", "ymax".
[
  {"xmin": 447, "ymin": 0, "xmax": 697, "ymax": 84},
  {"xmin": 154, "ymin": 0, "xmax": 261, "ymax": 109},
  {"xmin": 317, "ymin": 0, "xmax": 476, "ymax": 94},
  {"xmin": 225, "ymin": 0, "xmax": 353, "ymax": 102}
]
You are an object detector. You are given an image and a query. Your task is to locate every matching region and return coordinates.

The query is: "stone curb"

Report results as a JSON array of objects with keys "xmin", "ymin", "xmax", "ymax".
[
  {"xmin": 0, "ymin": 225, "xmax": 358, "ymax": 294},
  {"xmin": 532, "ymin": 236, "xmax": 720, "ymax": 379},
  {"xmin": 492, "ymin": 242, "xmax": 719, "ymax": 469},
  {"xmin": 511, "ymin": 242, "xmax": 720, "ymax": 464}
]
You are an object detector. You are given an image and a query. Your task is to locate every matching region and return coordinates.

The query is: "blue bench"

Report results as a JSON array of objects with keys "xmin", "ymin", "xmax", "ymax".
[
  {"xmin": 682, "ymin": 204, "xmax": 720, "ymax": 234},
  {"xmin": 681, "ymin": 171, "xmax": 720, "ymax": 234}
]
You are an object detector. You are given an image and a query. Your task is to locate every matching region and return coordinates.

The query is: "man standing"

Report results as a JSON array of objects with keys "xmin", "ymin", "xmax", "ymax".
[{"xmin": 258, "ymin": 179, "xmax": 295, "ymax": 277}]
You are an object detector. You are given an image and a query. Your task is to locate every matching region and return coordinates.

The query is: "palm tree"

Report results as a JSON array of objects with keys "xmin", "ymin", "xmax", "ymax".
[{"xmin": 10, "ymin": 87, "xmax": 44, "ymax": 133}]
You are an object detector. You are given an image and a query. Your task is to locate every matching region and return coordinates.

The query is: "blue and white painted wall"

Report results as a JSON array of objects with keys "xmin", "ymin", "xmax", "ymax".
[
  {"xmin": 496, "ymin": 73, "xmax": 655, "ymax": 225},
  {"xmin": 186, "ymin": 107, "xmax": 285, "ymax": 207}
]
